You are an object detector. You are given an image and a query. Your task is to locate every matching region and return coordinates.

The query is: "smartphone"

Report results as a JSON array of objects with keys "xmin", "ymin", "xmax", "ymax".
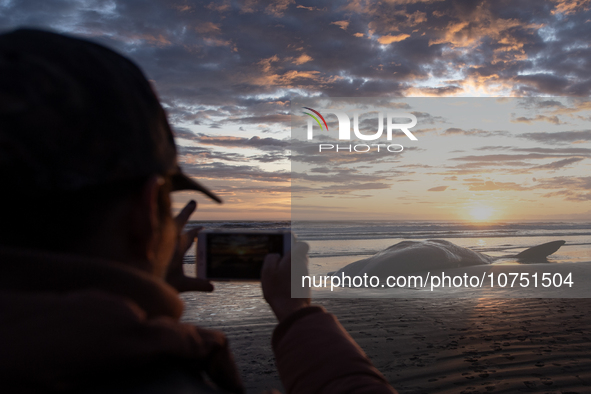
[{"xmin": 196, "ymin": 230, "xmax": 292, "ymax": 280}]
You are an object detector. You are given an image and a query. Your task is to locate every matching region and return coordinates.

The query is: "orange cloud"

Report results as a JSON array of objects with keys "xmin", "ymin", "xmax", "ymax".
[
  {"xmin": 258, "ymin": 55, "xmax": 280, "ymax": 73},
  {"xmin": 429, "ymin": 8, "xmax": 542, "ymax": 53},
  {"xmin": 253, "ymin": 55, "xmax": 339, "ymax": 87},
  {"xmin": 265, "ymin": 0, "xmax": 295, "ymax": 17},
  {"xmin": 377, "ymin": 34, "xmax": 410, "ymax": 44},
  {"xmin": 331, "ymin": 20, "xmax": 350, "ymax": 30},
  {"xmin": 552, "ymin": 0, "xmax": 591, "ymax": 14},
  {"xmin": 293, "ymin": 53, "xmax": 313, "ymax": 65}
]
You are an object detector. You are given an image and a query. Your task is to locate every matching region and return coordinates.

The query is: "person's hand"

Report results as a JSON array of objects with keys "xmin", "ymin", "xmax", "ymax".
[
  {"xmin": 261, "ymin": 241, "xmax": 311, "ymax": 323},
  {"xmin": 165, "ymin": 200, "xmax": 214, "ymax": 293}
]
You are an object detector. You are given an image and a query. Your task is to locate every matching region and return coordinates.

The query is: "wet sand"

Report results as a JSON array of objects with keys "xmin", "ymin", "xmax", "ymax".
[{"xmin": 180, "ymin": 282, "xmax": 591, "ymax": 393}]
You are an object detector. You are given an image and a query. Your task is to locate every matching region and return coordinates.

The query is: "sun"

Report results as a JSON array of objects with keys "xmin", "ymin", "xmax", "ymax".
[{"xmin": 469, "ymin": 204, "xmax": 495, "ymax": 221}]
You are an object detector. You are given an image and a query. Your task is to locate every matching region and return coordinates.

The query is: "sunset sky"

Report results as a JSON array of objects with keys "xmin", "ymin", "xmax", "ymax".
[
  {"xmin": 1, "ymin": 0, "xmax": 590, "ymax": 220},
  {"xmin": 291, "ymin": 97, "xmax": 591, "ymax": 221}
]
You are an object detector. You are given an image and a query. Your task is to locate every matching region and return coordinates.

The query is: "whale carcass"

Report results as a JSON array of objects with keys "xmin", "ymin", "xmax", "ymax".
[{"xmin": 330, "ymin": 239, "xmax": 566, "ymax": 278}]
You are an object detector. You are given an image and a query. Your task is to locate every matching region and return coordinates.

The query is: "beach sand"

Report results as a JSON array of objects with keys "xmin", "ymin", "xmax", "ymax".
[{"xmin": 180, "ymin": 278, "xmax": 591, "ymax": 393}]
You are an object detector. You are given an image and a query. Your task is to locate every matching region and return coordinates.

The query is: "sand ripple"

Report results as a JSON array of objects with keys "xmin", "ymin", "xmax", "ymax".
[{"xmin": 181, "ymin": 286, "xmax": 591, "ymax": 393}]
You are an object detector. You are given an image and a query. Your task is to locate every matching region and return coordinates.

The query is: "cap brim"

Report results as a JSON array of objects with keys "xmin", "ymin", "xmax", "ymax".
[{"xmin": 171, "ymin": 171, "xmax": 222, "ymax": 203}]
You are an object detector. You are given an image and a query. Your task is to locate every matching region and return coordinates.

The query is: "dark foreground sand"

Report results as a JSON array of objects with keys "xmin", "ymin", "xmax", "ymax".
[{"xmin": 181, "ymin": 287, "xmax": 591, "ymax": 394}]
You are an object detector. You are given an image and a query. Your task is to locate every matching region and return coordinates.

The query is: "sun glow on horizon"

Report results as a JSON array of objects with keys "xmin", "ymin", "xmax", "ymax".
[{"xmin": 468, "ymin": 204, "xmax": 496, "ymax": 221}]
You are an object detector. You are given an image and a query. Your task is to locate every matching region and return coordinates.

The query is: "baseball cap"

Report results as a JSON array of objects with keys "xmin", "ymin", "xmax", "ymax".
[{"xmin": 0, "ymin": 28, "xmax": 222, "ymax": 203}]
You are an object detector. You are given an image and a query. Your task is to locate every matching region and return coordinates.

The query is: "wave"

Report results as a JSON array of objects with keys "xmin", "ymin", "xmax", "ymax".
[
  {"xmin": 292, "ymin": 221, "xmax": 591, "ymax": 241},
  {"xmin": 188, "ymin": 220, "xmax": 291, "ymax": 231}
]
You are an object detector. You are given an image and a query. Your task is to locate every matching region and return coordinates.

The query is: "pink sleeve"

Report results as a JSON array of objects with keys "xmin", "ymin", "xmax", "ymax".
[{"xmin": 272, "ymin": 306, "xmax": 398, "ymax": 394}]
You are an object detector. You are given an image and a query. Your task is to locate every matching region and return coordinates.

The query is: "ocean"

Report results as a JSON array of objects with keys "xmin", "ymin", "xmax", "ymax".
[
  {"xmin": 181, "ymin": 220, "xmax": 591, "ymax": 303},
  {"xmin": 178, "ymin": 221, "xmax": 591, "ymax": 323},
  {"xmin": 186, "ymin": 220, "xmax": 591, "ymax": 266}
]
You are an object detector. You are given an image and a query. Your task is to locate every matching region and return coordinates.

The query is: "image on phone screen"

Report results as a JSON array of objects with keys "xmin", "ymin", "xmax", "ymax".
[{"xmin": 206, "ymin": 234, "xmax": 284, "ymax": 279}]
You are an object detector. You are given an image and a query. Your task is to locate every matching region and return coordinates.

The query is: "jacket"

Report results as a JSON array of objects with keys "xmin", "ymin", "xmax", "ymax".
[{"xmin": 0, "ymin": 246, "xmax": 396, "ymax": 393}]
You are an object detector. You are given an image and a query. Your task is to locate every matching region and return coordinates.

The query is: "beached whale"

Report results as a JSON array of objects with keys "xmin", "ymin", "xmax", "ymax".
[{"xmin": 330, "ymin": 239, "xmax": 566, "ymax": 278}]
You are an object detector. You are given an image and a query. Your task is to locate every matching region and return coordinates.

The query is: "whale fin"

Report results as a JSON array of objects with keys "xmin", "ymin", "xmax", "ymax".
[{"xmin": 514, "ymin": 240, "xmax": 565, "ymax": 261}]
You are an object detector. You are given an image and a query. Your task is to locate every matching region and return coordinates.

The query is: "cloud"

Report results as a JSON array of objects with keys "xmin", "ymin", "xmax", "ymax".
[
  {"xmin": 316, "ymin": 182, "xmax": 392, "ymax": 196},
  {"xmin": 511, "ymin": 147, "xmax": 591, "ymax": 155},
  {"xmin": 206, "ymin": 1, "xmax": 231, "ymax": 12},
  {"xmin": 239, "ymin": 0, "xmax": 295, "ymax": 17},
  {"xmin": 410, "ymin": 111, "xmax": 446, "ymax": 125},
  {"xmin": 442, "ymin": 128, "xmax": 509, "ymax": 137},
  {"xmin": 250, "ymin": 153, "xmax": 288, "ymax": 163},
  {"xmin": 194, "ymin": 22, "xmax": 222, "ymax": 34},
  {"xmin": 3, "ymin": 0, "xmax": 591, "ymax": 214},
  {"xmin": 553, "ymin": 0, "xmax": 591, "ymax": 15},
  {"xmin": 532, "ymin": 157, "xmax": 585, "ymax": 171},
  {"xmin": 512, "ymin": 115, "xmax": 564, "ymax": 125},
  {"xmin": 517, "ymin": 99, "xmax": 567, "ymax": 110},
  {"xmin": 293, "ymin": 53, "xmax": 313, "ymax": 65},
  {"xmin": 520, "ymin": 130, "xmax": 591, "ymax": 144},
  {"xmin": 451, "ymin": 151, "xmax": 588, "ymax": 162},
  {"xmin": 465, "ymin": 180, "xmax": 529, "ymax": 191},
  {"xmin": 535, "ymin": 176, "xmax": 591, "ymax": 190},
  {"xmin": 178, "ymin": 146, "xmax": 249, "ymax": 163},
  {"xmin": 182, "ymin": 162, "xmax": 290, "ymax": 182},
  {"xmin": 474, "ymin": 146, "xmax": 513, "ymax": 151},
  {"xmin": 535, "ymin": 176, "xmax": 591, "ymax": 201},
  {"xmin": 428, "ymin": 186, "xmax": 448, "ymax": 191},
  {"xmin": 377, "ymin": 34, "xmax": 410, "ymax": 45},
  {"xmin": 448, "ymin": 146, "xmax": 590, "ymax": 175},
  {"xmin": 331, "ymin": 20, "xmax": 349, "ymax": 30},
  {"xmin": 292, "ymin": 170, "xmax": 391, "ymax": 184},
  {"xmin": 223, "ymin": 114, "xmax": 291, "ymax": 126},
  {"xmin": 1, "ymin": 0, "xmax": 589, "ymax": 109},
  {"xmin": 442, "ymin": 175, "xmax": 591, "ymax": 203},
  {"xmin": 513, "ymin": 74, "xmax": 570, "ymax": 96},
  {"xmin": 542, "ymin": 190, "xmax": 591, "ymax": 201},
  {"xmin": 180, "ymin": 133, "xmax": 288, "ymax": 151},
  {"xmin": 264, "ymin": 0, "xmax": 296, "ymax": 17},
  {"xmin": 409, "ymin": 86, "xmax": 463, "ymax": 96}
]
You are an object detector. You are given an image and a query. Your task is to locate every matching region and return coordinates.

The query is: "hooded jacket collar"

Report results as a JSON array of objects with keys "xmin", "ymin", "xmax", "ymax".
[{"xmin": 0, "ymin": 246, "xmax": 184, "ymax": 319}]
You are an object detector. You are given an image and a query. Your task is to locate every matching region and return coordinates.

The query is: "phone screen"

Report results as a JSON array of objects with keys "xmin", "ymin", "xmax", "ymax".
[{"xmin": 205, "ymin": 233, "xmax": 284, "ymax": 279}]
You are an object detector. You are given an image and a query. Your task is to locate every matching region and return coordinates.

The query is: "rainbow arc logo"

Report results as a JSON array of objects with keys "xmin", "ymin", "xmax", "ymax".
[{"xmin": 302, "ymin": 107, "xmax": 328, "ymax": 131}]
